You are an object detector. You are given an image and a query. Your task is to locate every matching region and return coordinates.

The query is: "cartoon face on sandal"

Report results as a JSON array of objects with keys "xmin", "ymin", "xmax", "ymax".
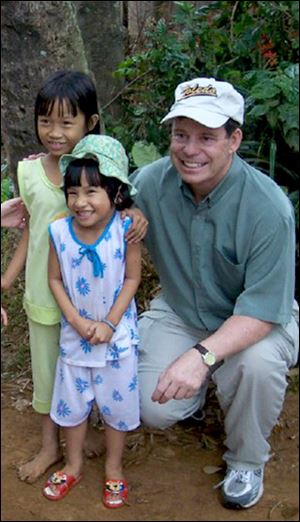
[
  {"xmin": 50, "ymin": 471, "xmax": 67, "ymax": 484},
  {"xmin": 105, "ymin": 480, "xmax": 125, "ymax": 492}
]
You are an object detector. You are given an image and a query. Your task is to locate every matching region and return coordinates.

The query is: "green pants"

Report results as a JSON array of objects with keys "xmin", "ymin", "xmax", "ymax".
[{"xmin": 28, "ymin": 318, "xmax": 60, "ymax": 414}]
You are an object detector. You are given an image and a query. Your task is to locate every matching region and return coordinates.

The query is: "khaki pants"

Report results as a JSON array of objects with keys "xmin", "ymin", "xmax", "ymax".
[{"xmin": 138, "ymin": 294, "xmax": 299, "ymax": 468}]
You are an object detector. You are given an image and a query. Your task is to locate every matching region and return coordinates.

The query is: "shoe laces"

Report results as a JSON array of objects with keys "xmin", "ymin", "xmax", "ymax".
[{"xmin": 214, "ymin": 469, "xmax": 252, "ymax": 490}]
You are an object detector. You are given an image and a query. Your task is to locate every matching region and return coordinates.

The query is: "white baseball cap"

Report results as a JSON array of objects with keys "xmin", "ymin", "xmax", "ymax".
[{"xmin": 161, "ymin": 77, "xmax": 244, "ymax": 128}]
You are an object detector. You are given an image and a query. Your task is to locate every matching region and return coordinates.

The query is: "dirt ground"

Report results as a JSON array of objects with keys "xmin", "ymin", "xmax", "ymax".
[{"xmin": 1, "ymin": 374, "xmax": 299, "ymax": 522}]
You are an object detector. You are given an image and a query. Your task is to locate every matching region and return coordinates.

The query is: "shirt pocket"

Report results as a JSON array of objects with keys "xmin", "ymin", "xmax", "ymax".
[{"xmin": 212, "ymin": 248, "xmax": 245, "ymax": 300}]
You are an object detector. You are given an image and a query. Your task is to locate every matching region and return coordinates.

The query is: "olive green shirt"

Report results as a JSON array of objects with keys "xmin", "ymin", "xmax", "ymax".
[{"xmin": 130, "ymin": 154, "xmax": 295, "ymax": 331}]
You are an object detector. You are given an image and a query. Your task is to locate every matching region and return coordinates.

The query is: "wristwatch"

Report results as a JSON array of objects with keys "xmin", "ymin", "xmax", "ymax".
[{"xmin": 192, "ymin": 343, "xmax": 223, "ymax": 373}]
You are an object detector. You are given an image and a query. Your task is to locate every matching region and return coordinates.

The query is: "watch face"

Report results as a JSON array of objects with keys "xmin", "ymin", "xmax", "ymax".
[{"xmin": 204, "ymin": 352, "xmax": 216, "ymax": 366}]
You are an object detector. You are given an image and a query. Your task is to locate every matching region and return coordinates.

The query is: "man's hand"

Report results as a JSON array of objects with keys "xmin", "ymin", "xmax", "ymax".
[
  {"xmin": 151, "ymin": 349, "xmax": 209, "ymax": 404},
  {"xmin": 120, "ymin": 208, "xmax": 148, "ymax": 244}
]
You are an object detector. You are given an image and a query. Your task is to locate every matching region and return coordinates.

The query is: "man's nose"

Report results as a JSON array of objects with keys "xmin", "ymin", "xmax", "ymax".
[{"xmin": 182, "ymin": 138, "xmax": 201, "ymax": 155}]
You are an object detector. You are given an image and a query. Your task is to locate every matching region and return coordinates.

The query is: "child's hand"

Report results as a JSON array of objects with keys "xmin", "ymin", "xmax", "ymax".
[
  {"xmin": 1, "ymin": 306, "xmax": 8, "ymax": 326},
  {"xmin": 87, "ymin": 322, "xmax": 114, "ymax": 345},
  {"xmin": 23, "ymin": 152, "xmax": 46, "ymax": 161},
  {"xmin": 120, "ymin": 208, "xmax": 148, "ymax": 244},
  {"xmin": 74, "ymin": 317, "xmax": 97, "ymax": 340}
]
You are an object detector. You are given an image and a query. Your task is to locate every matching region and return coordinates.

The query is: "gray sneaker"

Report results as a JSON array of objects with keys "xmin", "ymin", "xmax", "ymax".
[{"xmin": 217, "ymin": 467, "xmax": 264, "ymax": 509}]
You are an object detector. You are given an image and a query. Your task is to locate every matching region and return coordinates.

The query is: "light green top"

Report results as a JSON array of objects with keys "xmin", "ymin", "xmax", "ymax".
[
  {"xmin": 18, "ymin": 159, "xmax": 68, "ymax": 324},
  {"xmin": 130, "ymin": 154, "xmax": 296, "ymax": 331}
]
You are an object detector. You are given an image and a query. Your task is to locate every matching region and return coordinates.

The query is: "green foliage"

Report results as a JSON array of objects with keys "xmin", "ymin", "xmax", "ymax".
[
  {"xmin": 1, "ymin": 164, "xmax": 14, "ymax": 203},
  {"xmin": 105, "ymin": 0, "xmax": 298, "ymax": 194},
  {"xmin": 131, "ymin": 142, "xmax": 162, "ymax": 168}
]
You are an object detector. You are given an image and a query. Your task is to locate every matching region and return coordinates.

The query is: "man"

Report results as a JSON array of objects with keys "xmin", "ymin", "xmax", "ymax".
[{"xmin": 130, "ymin": 77, "xmax": 299, "ymax": 509}]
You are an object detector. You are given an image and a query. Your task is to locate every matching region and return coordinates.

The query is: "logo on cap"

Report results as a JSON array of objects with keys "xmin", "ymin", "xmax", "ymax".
[{"xmin": 178, "ymin": 84, "xmax": 217, "ymax": 101}]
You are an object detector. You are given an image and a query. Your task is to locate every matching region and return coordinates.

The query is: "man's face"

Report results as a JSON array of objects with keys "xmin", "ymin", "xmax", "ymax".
[{"xmin": 170, "ymin": 117, "xmax": 242, "ymax": 200}]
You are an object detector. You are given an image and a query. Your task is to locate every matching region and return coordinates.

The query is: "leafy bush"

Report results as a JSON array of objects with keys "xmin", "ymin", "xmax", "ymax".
[
  {"xmin": 103, "ymin": 0, "xmax": 298, "ymax": 296},
  {"xmin": 105, "ymin": 1, "xmax": 298, "ymax": 190}
]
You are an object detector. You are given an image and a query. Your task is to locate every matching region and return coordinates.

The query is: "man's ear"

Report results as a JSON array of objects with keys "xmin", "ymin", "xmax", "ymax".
[
  {"xmin": 229, "ymin": 128, "xmax": 243, "ymax": 153},
  {"xmin": 88, "ymin": 114, "xmax": 99, "ymax": 132}
]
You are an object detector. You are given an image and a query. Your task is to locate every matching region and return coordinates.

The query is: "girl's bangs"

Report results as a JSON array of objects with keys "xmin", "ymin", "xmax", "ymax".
[
  {"xmin": 37, "ymin": 96, "xmax": 78, "ymax": 117},
  {"xmin": 65, "ymin": 160, "xmax": 102, "ymax": 188}
]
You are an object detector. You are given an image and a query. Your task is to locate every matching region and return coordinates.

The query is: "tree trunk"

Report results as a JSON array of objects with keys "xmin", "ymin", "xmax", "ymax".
[{"xmin": 1, "ymin": 0, "xmax": 88, "ymax": 182}]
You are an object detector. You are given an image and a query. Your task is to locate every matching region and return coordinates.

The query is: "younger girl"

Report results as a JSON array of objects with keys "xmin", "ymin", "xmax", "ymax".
[
  {"xmin": 1, "ymin": 70, "xmax": 100, "ymax": 483},
  {"xmin": 43, "ymin": 135, "xmax": 141, "ymax": 508}
]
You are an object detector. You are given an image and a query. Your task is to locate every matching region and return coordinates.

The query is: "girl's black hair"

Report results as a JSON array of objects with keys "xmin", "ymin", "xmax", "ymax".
[
  {"xmin": 35, "ymin": 70, "xmax": 100, "ymax": 143},
  {"xmin": 63, "ymin": 158, "xmax": 133, "ymax": 211}
]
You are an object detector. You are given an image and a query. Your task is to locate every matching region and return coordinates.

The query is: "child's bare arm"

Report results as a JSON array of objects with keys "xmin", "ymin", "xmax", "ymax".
[
  {"xmin": 107, "ymin": 241, "xmax": 141, "ymax": 325},
  {"xmin": 1, "ymin": 225, "xmax": 29, "ymax": 291},
  {"xmin": 48, "ymin": 240, "xmax": 94, "ymax": 339},
  {"xmin": 89, "ymin": 241, "xmax": 141, "ymax": 344}
]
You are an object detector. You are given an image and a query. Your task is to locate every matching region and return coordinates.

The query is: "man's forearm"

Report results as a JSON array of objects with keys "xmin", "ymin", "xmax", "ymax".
[{"xmin": 199, "ymin": 315, "xmax": 274, "ymax": 362}]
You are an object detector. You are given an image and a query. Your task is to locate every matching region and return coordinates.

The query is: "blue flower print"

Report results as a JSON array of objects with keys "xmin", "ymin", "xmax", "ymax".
[
  {"xmin": 108, "ymin": 343, "xmax": 120, "ymax": 360},
  {"xmin": 60, "ymin": 346, "xmax": 67, "ymax": 357},
  {"xmin": 134, "ymin": 345, "xmax": 139, "ymax": 357},
  {"xmin": 104, "ymin": 230, "xmax": 112, "ymax": 241},
  {"xmin": 117, "ymin": 421, "xmax": 129, "ymax": 431},
  {"xmin": 57, "ymin": 399, "xmax": 71, "ymax": 417},
  {"xmin": 112, "ymin": 389, "xmax": 123, "ymax": 402},
  {"xmin": 114, "ymin": 248, "xmax": 122, "ymax": 260},
  {"xmin": 79, "ymin": 308, "xmax": 93, "ymax": 320},
  {"xmin": 122, "ymin": 217, "xmax": 131, "ymax": 233},
  {"xmin": 130, "ymin": 328, "xmax": 139, "ymax": 342},
  {"xmin": 107, "ymin": 343, "xmax": 128, "ymax": 360},
  {"xmin": 101, "ymin": 405, "xmax": 111, "ymax": 416},
  {"xmin": 61, "ymin": 314, "xmax": 68, "ymax": 328},
  {"xmin": 80, "ymin": 338, "xmax": 92, "ymax": 354},
  {"xmin": 75, "ymin": 377, "xmax": 89, "ymax": 394},
  {"xmin": 125, "ymin": 307, "xmax": 132, "ymax": 319},
  {"xmin": 85, "ymin": 399, "xmax": 94, "ymax": 416},
  {"xmin": 113, "ymin": 285, "xmax": 121, "ymax": 303},
  {"xmin": 129, "ymin": 374, "xmax": 138, "ymax": 391},
  {"xmin": 93, "ymin": 374, "xmax": 103, "ymax": 385},
  {"xmin": 60, "ymin": 243, "xmax": 66, "ymax": 253},
  {"xmin": 72, "ymin": 256, "xmax": 83, "ymax": 269},
  {"xmin": 76, "ymin": 277, "xmax": 90, "ymax": 296},
  {"xmin": 110, "ymin": 360, "xmax": 120, "ymax": 369},
  {"xmin": 59, "ymin": 367, "xmax": 64, "ymax": 383}
]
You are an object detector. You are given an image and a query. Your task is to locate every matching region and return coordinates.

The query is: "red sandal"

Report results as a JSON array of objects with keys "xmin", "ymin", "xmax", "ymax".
[
  {"xmin": 103, "ymin": 479, "xmax": 128, "ymax": 508},
  {"xmin": 42, "ymin": 470, "xmax": 82, "ymax": 501}
]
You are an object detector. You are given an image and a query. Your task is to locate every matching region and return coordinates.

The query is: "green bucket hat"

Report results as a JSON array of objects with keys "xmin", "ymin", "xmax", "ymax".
[{"xmin": 59, "ymin": 134, "xmax": 137, "ymax": 195}]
